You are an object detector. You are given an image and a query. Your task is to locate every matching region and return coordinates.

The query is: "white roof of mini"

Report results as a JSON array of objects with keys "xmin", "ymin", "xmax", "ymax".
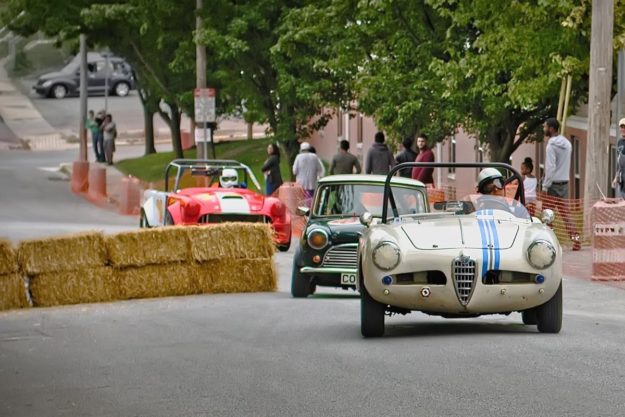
[{"xmin": 318, "ymin": 174, "xmax": 425, "ymax": 188}]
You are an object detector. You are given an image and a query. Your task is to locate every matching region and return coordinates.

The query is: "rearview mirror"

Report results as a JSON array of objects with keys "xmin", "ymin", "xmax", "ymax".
[
  {"xmin": 541, "ymin": 209, "xmax": 555, "ymax": 225},
  {"xmin": 360, "ymin": 211, "xmax": 373, "ymax": 227},
  {"xmin": 296, "ymin": 206, "xmax": 310, "ymax": 217}
]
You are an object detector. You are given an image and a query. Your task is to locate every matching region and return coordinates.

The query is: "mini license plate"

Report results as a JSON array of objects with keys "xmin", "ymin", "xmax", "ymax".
[{"xmin": 341, "ymin": 273, "xmax": 357, "ymax": 286}]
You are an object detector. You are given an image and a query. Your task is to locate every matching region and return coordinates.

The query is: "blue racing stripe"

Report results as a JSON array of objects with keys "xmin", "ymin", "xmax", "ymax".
[
  {"xmin": 476, "ymin": 212, "xmax": 489, "ymax": 277},
  {"xmin": 488, "ymin": 212, "xmax": 501, "ymax": 270}
]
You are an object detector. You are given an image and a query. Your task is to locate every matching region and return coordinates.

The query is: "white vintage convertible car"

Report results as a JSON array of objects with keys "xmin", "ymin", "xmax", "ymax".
[{"xmin": 358, "ymin": 162, "xmax": 562, "ymax": 337}]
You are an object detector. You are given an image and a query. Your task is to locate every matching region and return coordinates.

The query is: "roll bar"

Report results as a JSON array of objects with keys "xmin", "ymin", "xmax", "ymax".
[
  {"xmin": 164, "ymin": 159, "xmax": 262, "ymax": 193},
  {"xmin": 381, "ymin": 162, "xmax": 525, "ymax": 223}
]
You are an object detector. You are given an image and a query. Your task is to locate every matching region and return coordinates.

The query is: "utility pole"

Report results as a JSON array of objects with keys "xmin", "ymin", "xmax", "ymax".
[
  {"xmin": 617, "ymin": 49, "xmax": 625, "ymax": 126},
  {"xmin": 196, "ymin": 0, "xmax": 207, "ymax": 159},
  {"xmin": 79, "ymin": 34, "xmax": 88, "ymax": 162},
  {"xmin": 584, "ymin": 0, "xmax": 614, "ymax": 219}
]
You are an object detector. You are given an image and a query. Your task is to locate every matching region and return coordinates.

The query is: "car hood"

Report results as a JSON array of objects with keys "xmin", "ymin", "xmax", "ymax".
[
  {"xmin": 178, "ymin": 189, "xmax": 266, "ymax": 213},
  {"xmin": 401, "ymin": 215, "xmax": 519, "ymax": 250},
  {"xmin": 309, "ymin": 217, "xmax": 364, "ymax": 244},
  {"xmin": 38, "ymin": 71, "xmax": 70, "ymax": 81}
]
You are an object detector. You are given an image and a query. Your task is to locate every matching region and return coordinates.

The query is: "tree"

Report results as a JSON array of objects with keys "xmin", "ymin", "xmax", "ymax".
[{"xmin": 199, "ymin": 0, "xmax": 352, "ymax": 168}]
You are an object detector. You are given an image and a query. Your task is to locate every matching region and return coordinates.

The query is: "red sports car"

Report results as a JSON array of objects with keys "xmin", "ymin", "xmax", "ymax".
[{"xmin": 140, "ymin": 160, "xmax": 292, "ymax": 251}]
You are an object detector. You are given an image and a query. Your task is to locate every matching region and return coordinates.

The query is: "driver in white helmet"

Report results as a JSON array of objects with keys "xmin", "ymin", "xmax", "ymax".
[
  {"xmin": 477, "ymin": 168, "xmax": 505, "ymax": 196},
  {"xmin": 219, "ymin": 168, "xmax": 240, "ymax": 188}
]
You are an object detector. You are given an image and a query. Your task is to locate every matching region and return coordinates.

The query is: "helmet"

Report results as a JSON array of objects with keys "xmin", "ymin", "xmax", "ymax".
[
  {"xmin": 477, "ymin": 168, "xmax": 504, "ymax": 194},
  {"xmin": 219, "ymin": 168, "xmax": 239, "ymax": 188}
]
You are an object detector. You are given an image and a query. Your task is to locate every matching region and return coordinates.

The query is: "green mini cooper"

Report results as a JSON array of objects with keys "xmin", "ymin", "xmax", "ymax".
[{"xmin": 291, "ymin": 174, "xmax": 429, "ymax": 298}]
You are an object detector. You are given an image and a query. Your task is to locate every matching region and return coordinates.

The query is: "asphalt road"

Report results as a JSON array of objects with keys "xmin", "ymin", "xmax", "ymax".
[
  {"xmin": 2, "ymin": 150, "xmax": 625, "ymax": 416},
  {"xmin": 0, "ymin": 147, "xmax": 140, "ymax": 241}
]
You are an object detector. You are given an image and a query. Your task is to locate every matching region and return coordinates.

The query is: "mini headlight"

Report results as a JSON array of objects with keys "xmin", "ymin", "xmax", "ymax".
[
  {"xmin": 307, "ymin": 229, "xmax": 329, "ymax": 250},
  {"xmin": 372, "ymin": 241, "xmax": 401, "ymax": 271},
  {"xmin": 527, "ymin": 240, "xmax": 556, "ymax": 269},
  {"xmin": 42, "ymin": 80, "xmax": 52, "ymax": 87}
]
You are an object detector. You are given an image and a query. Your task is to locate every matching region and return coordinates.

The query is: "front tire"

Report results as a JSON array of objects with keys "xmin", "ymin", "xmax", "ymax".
[
  {"xmin": 291, "ymin": 246, "xmax": 312, "ymax": 298},
  {"xmin": 114, "ymin": 81, "xmax": 130, "ymax": 97},
  {"xmin": 51, "ymin": 84, "xmax": 67, "ymax": 99},
  {"xmin": 361, "ymin": 284, "xmax": 385, "ymax": 338},
  {"xmin": 521, "ymin": 309, "xmax": 537, "ymax": 325},
  {"xmin": 536, "ymin": 282, "xmax": 562, "ymax": 333},
  {"xmin": 139, "ymin": 209, "xmax": 150, "ymax": 228},
  {"xmin": 164, "ymin": 209, "xmax": 175, "ymax": 225},
  {"xmin": 277, "ymin": 240, "xmax": 291, "ymax": 252}
]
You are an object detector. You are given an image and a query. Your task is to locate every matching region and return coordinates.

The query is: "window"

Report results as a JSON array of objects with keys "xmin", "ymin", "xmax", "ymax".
[
  {"xmin": 448, "ymin": 136, "xmax": 457, "ymax": 177},
  {"xmin": 573, "ymin": 136, "xmax": 581, "ymax": 199}
]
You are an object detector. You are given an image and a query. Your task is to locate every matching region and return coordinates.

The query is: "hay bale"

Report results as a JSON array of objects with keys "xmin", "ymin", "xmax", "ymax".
[
  {"xmin": 18, "ymin": 232, "xmax": 107, "ymax": 275},
  {"xmin": 187, "ymin": 223, "xmax": 275, "ymax": 262},
  {"xmin": 196, "ymin": 258, "xmax": 276, "ymax": 294},
  {"xmin": 29, "ymin": 267, "xmax": 118, "ymax": 307},
  {"xmin": 106, "ymin": 228, "xmax": 191, "ymax": 267},
  {"xmin": 117, "ymin": 263, "xmax": 199, "ymax": 300},
  {"xmin": 0, "ymin": 239, "xmax": 18, "ymax": 275},
  {"xmin": 0, "ymin": 273, "xmax": 29, "ymax": 310}
]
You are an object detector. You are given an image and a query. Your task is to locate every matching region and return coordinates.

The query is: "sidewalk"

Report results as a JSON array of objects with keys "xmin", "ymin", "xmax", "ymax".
[{"xmin": 0, "ymin": 58, "xmax": 68, "ymax": 150}]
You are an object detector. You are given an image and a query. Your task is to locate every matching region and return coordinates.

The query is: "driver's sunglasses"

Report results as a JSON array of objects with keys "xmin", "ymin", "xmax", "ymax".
[{"xmin": 222, "ymin": 176, "xmax": 237, "ymax": 182}]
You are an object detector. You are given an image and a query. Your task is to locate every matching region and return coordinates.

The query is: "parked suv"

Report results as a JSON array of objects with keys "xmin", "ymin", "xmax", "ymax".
[{"xmin": 33, "ymin": 52, "xmax": 136, "ymax": 99}]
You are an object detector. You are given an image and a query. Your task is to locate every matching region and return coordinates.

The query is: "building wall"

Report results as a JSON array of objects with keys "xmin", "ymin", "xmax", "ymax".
[{"xmin": 307, "ymin": 111, "xmax": 619, "ymax": 199}]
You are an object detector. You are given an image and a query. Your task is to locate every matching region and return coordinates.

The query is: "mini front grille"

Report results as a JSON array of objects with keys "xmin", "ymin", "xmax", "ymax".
[
  {"xmin": 322, "ymin": 244, "xmax": 358, "ymax": 269},
  {"xmin": 198, "ymin": 214, "xmax": 269, "ymax": 224},
  {"xmin": 453, "ymin": 257, "xmax": 477, "ymax": 306}
]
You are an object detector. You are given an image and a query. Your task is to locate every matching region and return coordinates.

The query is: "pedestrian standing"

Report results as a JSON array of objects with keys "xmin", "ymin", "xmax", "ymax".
[
  {"xmin": 261, "ymin": 143, "xmax": 284, "ymax": 196},
  {"xmin": 330, "ymin": 140, "xmax": 361, "ymax": 175},
  {"xmin": 293, "ymin": 142, "xmax": 325, "ymax": 205},
  {"xmin": 395, "ymin": 136, "xmax": 417, "ymax": 178},
  {"xmin": 86, "ymin": 110, "xmax": 103, "ymax": 162},
  {"xmin": 365, "ymin": 131, "xmax": 395, "ymax": 175},
  {"xmin": 612, "ymin": 118, "xmax": 625, "ymax": 199},
  {"xmin": 102, "ymin": 113, "xmax": 117, "ymax": 165},
  {"xmin": 541, "ymin": 117, "xmax": 580, "ymax": 250},
  {"xmin": 94, "ymin": 110, "xmax": 106, "ymax": 162},
  {"xmin": 521, "ymin": 157, "xmax": 537, "ymax": 216},
  {"xmin": 411, "ymin": 134, "xmax": 435, "ymax": 186}
]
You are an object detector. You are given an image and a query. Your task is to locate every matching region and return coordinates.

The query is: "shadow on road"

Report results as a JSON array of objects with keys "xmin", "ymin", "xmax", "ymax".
[{"xmin": 380, "ymin": 320, "xmax": 537, "ymax": 339}]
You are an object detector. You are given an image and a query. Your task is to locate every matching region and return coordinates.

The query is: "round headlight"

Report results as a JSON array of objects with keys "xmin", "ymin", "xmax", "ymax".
[
  {"xmin": 527, "ymin": 240, "xmax": 556, "ymax": 269},
  {"xmin": 372, "ymin": 241, "xmax": 401, "ymax": 271},
  {"xmin": 307, "ymin": 229, "xmax": 329, "ymax": 250}
]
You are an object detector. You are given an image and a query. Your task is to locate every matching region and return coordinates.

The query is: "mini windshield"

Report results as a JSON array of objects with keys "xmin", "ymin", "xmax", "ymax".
[{"xmin": 314, "ymin": 183, "xmax": 427, "ymax": 217}]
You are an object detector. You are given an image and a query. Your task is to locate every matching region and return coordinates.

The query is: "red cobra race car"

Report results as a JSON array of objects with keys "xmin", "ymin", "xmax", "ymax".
[{"xmin": 140, "ymin": 159, "xmax": 292, "ymax": 251}]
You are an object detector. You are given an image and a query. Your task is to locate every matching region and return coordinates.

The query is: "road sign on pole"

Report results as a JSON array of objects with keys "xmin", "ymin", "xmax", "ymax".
[
  {"xmin": 194, "ymin": 88, "xmax": 216, "ymax": 124},
  {"xmin": 194, "ymin": 88, "xmax": 216, "ymax": 158}
]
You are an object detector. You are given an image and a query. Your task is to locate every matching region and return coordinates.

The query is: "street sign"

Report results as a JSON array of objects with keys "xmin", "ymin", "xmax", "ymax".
[
  {"xmin": 194, "ymin": 88, "xmax": 216, "ymax": 123},
  {"xmin": 194, "ymin": 127, "xmax": 212, "ymax": 144}
]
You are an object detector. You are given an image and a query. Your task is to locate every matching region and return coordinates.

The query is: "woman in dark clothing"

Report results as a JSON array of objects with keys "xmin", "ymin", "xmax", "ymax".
[{"xmin": 261, "ymin": 143, "xmax": 283, "ymax": 195}]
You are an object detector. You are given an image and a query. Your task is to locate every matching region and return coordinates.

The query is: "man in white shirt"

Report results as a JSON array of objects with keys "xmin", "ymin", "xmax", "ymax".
[{"xmin": 293, "ymin": 142, "xmax": 325, "ymax": 204}]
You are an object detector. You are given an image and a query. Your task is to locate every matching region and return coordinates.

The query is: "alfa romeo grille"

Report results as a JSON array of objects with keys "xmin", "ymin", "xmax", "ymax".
[
  {"xmin": 322, "ymin": 244, "xmax": 358, "ymax": 269},
  {"xmin": 453, "ymin": 257, "xmax": 477, "ymax": 306}
]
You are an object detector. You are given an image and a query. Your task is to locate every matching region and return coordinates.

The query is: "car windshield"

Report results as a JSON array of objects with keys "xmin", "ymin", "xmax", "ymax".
[
  {"xmin": 314, "ymin": 183, "xmax": 427, "ymax": 217},
  {"xmin": 430, "ymin": 194, "xmax": 531, "ymax": 220}
]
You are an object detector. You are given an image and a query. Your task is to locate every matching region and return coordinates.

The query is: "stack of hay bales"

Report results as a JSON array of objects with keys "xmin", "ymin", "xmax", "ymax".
[
  {"xmin": 1, "ymin": 223, "xmax": 277, "ymax": 310},
  {"xmin": 0, "ymin": 239, "xmax": 28, "ymax": 310},
  {"xmin": 187, "ymin": 223, "xmax": 277, "ymax": 293},
  {"xmin": 19, "ymin": 233, "xmax": 114, "ymax": 307},
  {"xmin": 106, "ymin": 227, "xmax": 199, "ymax": 299}
]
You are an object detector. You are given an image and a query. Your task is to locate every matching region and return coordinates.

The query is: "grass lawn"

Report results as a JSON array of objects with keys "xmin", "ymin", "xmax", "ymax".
[{"xmin": 116, "ymin": 138, "xmax": 294, "ymax": 189}]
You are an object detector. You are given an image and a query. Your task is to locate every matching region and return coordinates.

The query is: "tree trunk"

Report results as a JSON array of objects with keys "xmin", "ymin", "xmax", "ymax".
[
  {"xmin": 137, "ymin": 88, "xmax": 157, "ymax": 155},
  {"xmin": 158, "ymin": 102, "xmax": 184, "ymax": 159},
  {"xmin": 170, "ymin": 105, "xmax": 183, "ymax": 159}
]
